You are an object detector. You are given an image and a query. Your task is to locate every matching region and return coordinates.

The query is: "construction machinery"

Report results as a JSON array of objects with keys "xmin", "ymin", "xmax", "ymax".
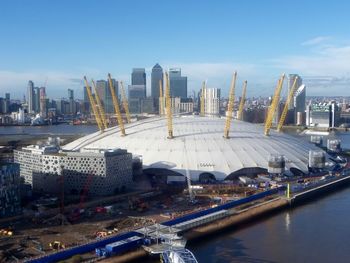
[
  {"xmin": 237, "ymin": 80, "xmax": 247, "ymax": 121},
  {"xmin": 49, "ymin": 241, "xmax": 65, "ymax": 250},
  {"xmin": 264, "ymin": 74, "xmax": 285, "ymax": 136},
  {"xmin": 159, "ymin": 79, "xmax": 165, "ymax": 115},
  {"xmin": 83, "ymin": 76, "xmax": 104, "ymax": 132},
  {"xmin": 120, "ymin": 81, "xmax": 131, "ymax": 123},
  {"xmin": 108, "ymin": 73, "xmax": 126, "ymax": 136},
  {"xmin": 91, "ymin": 79, "xmax": 108, "ymax": 129},
  {"xmin": 224, "ymin": 72, "xmax": 237, "ymax": 139},
  {"xmin": 277, "ymin": 76, "xmax": 298, "ymax": 132},
  {"xmin": 165, "ymin": 72, "xmax": 173, "ymax": 139},
  {"xmin": 68, "ymin": 173, "xmax": 94, "ymax": 223},
  {"xmin": 200, "ymin": 81, "xmax": 206, "ymax": 116}
]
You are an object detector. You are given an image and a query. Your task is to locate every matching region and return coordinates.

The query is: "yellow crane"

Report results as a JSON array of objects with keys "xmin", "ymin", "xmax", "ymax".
[
  {"xmin": 264, "ymin": 74, "xmax": 285, "ymax": 136},
  {"xmin": 91, "ymin": 79, "xmax": 108, "ymax": 130},
  {"xmin": 108, "ymin": 73, "xmax": 126, "ymax": 136},
  {"xmin": 83, "ymin": 76, "xmax": 104, "ymax": 132},
  {"xmin": 224, "ymin": 72, "xmax": 237, "ymax": 139},
  {"xmin": 119, "ymin": 81, "xmax": 131, "ymax": 123},
  {"xmin": 200, "ymin": 81, "xmax": 206, "ymax": 116},
  {"xmin": 237, "ymin": 80, "xmax": 247, "ymax": 121},
  {"xmin": 165, "ymin": 72, "xmax": 173, "ymax": 139},
  {"xmin": 277, "ymin": 76, "xmax": 298, "ymax": 132},
  {"xmin": 159, "ymin": 79, "xmax": 164, "ymax": 115}
]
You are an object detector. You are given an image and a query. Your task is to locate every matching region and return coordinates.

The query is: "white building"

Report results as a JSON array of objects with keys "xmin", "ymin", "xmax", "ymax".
[
  {"xmin": 204, "ymin": 88, "xmax": 220, "ymax": 116},
  {"xmin": 14, "ymin": 138, "xmax": 133, "ymax": 196}
]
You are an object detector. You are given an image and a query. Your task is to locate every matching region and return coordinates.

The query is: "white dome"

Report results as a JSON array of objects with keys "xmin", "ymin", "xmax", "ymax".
[{"xmin": 63, "ymin": 116, "xmax": 319, "ymax": 180}]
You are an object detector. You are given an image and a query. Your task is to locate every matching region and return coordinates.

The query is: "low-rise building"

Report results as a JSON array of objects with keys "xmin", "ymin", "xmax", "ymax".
[{"xmin": 14, "ymin": 138, "xmax": 133, "ymax": 196}]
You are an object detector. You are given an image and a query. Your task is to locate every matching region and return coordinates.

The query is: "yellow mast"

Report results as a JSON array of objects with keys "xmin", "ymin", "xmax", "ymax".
[
  {"xmin": 237, "ymin": 80, "xmax": 247, "ymax": 121},
  {"xmin": 224, "ymin": 72, "xmax": 237, "ymax": 139},
  {"xmin": 200, "ymin": 81, "xmax": 206, "ymax": 116},
  {"xmin": 277, "ymin": 76, "xmax": 298, "ymax": 132},
  {"xmin": 83, "ymin": 76, "xmax": 104, "ymax": 132},
  {"xmin": 91, "ymin": 79, "xmax": 108, "ymax": 130},
  {"xmin": 264, "ymin": 74, "xmax": 285, "ymax": 136},
  {"xmin": 120, "ymin": 81, "xmax": 131, "ymax": 124},
  {"xmin": 108, "ymin": 73, "xmax": 126, "ymax": 136},
  {"xmin": 165, "ymin": 72, "xmax": 173, "ymax": 139},
  {"xmin": 159, "ymin": 79, "xmax": 164, "ymax": 115}
]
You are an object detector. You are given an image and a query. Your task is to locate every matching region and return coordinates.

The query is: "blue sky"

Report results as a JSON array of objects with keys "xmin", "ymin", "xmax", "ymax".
[{"xmin": 0, "ymin": 0, "xmax": 350, "ymax": 99}]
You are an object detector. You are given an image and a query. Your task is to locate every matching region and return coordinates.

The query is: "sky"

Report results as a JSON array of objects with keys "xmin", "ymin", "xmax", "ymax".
[{"xmin": 0, "ymin": 0, "xmax": 350, "ymax": 99}]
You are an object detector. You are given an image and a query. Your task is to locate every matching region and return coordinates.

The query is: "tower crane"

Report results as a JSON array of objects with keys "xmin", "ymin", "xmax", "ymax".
[
  {"xmin": 264, "ymin": 74, "xmax": 285, "ymax": 136},
  {"xmin": 108, "ymin": 73, "xmax": 126, "ymax": 136},
  {"xmin": 165, "ymin": 72, "xmax": 173, "ymax": 139},
  {"xmin": 83, "ymin": 76, "xmax": 104, "ymax": 132},
  {"xmin": 223, "ymin": 72, "xmax": 237, "ymax": 139},
  {"xmin": 91, "ymin": 79, "xmax": 108, "ymax": 130},
  {"xmin": 120, "ymin": 81, "xmax": 131, "ymax": 123},
  {"xmin": 200, "ymin": 81, "xmax": 206, "ymax": 116},
  {"xmin": 159, "ymin": 79, "xmax": 164, "ymax": 115},
  {"xmin": 277, "ymin": 76, "xmax": 298, "ymax": 132},
  {"xmin": 237, "ymin": 81, "xmax": 247, "ymax": 121}
]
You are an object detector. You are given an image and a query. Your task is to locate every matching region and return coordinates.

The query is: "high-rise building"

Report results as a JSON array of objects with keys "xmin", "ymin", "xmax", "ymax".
[
  {"xmin": 5, "ymin": 93, "xmax": 10, "ymax": 101},
  {"xmin": 169, "ymin": 68, "xmax": 187, "ymax": 98},
  {"xmin": 128, "ymin": 85, "xmax": 146, "ymax": 113},
  {"xmin": 204, "ymin": 88, "xmax": 220, "ymax": 116},
  {"xmin": 83, "ymin": 86, "xmax": 91, "ymax": 114},
  {"xmin": 68, "ymin": 89, "xmax": 74, "ymax": 100},
  {"xmin": 151, "ymin": 64, "xmax": 163, "ymax": 99},
  {"xmin": 39, "ymin": 87, "xmax": 47, "ymax": 118},
  {"xmin": 106, "ymin": 78, "xmax": 118, "ymax": 114},
  {"xmin": 132, "ymin": 68, "xmax": 146, "ymax": 86},
  {"xmin": 68, "ymin": 89, "xmax": 75, "ymax": 115},
  {"xmin": 34, "ymin": 87, "xmax": 40, "ymax": 113},
  {"xmin": 27, "ymin": 81, "xmax": 35, "ymax": 113},
  {"xmin": 294, "ymin": 84, "xmax": 306, "ymax": 125},
  {"xmin": 288, "ymin": 74, "xmax": 302, "ymax": 110}
]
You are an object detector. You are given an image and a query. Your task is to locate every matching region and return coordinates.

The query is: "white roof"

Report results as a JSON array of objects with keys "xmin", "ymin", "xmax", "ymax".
[{"xmin": 63, "ymin": 116, "xmax": 319, "ymax": 180}]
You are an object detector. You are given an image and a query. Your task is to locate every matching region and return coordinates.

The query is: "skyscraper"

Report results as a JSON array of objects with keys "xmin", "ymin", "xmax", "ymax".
[
  {"xmin": 106, "ymin": 78, "xmax": 118, "ymax": 114},
  {"xmin": 27, "ymin": 81, "xmax": 35, "ymax": 113},
  {"xmin": 39, "ymin": 87, "xmax": 47, "ymax": 118},
  {"xmin": 169, "ymin": 68, "xmax": 187, "ymax": 98},
  {"xmin": 204, "ymin": 88, "xmax": 221, "ymax": 116},
  {"xmin": 151, "ymin": 63, "xmax": 163, "ymax": 99},
  {"xmin": 68, "ymin": 89, "xmax": 74, "ymax": 100},
  {"xmin": 34, "ymin": 87, "xmax": 40, "ymax": 113},
  {"xmin": 288, "ymin": 74, "xmax": 302, "ymax": 110},
  {"xmin": 294, "ymin": 84, "xmax": 306, "ymax": 125},
  {"xmin": 132, "ymin": 68, "xmax": 146, "ymax": 86}
]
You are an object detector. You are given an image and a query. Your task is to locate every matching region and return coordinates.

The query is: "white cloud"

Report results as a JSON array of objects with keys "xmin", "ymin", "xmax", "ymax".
[{"xmin": 301, "ymin": 36, "xmax": 330, "ymax": 46}]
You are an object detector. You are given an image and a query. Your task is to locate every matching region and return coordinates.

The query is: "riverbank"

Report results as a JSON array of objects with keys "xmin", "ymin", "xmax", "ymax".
[{"xmin": 102, "ymin": 175, "xmax": 350, "ymax": 263}]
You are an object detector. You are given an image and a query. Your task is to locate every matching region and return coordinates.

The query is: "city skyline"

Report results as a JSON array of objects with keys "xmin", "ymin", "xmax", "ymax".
[{"xmin": 1, "ymin": 0, "xmax": 350, "ymax": 98}]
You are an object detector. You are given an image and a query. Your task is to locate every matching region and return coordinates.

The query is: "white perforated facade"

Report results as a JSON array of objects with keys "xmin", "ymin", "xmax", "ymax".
[{"xmin": 14, "ymin": 146, "xmax": 133, "ymax": 196}]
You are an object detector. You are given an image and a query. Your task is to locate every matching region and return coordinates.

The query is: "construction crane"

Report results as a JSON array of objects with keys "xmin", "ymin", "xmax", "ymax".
[
  {"xmin": 83, "ymin": 76, "xmax": 104, "ymax": 132},
  {"xmin": 277, "ymin": 76, "xmax": 298, "ymax": 132},
  {"xmin": 200, "ymin": 81, "xmax": 206, "ymax": 116},
  {"xmin": 237, "ymin": 80, "xmax": 247, "ymax": 121},
  {"xmin": 165, "ymin": 72, "xmax": 173, "ymax": 139},
  {"xmin": 224, "ymin": 72, "xmax": 237, "ymax": 139},
  {"xmin": 91, "ymin": 79, "xmax": 108, "ymax": 130},
  {"xmin": 264, "ymin": 74, "xmax": 285, "ymax": 136},
  {"xmin": 120, "ymin": 81, "xmax": 131, "ymax": 123},
  {"xmin": 159, "ymin": 79, "xmax": 164, "ymax": 115},
  {"xmin": 108, "ymin": 73, "xmax": 126, "ymax": 136}
]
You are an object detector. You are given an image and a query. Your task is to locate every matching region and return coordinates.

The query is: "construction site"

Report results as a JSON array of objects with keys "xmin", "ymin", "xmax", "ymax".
[{"xmin": 1, "ymin": 72, "xmax": 348, "ymax": 263}]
